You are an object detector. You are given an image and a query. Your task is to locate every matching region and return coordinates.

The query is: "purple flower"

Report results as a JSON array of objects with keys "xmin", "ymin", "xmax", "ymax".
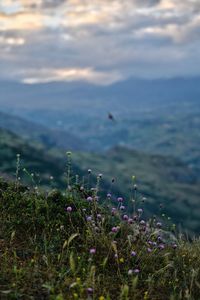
[
  {"xmin": 147, "ymin": 248, "xmax": 152, "ymax": 253},
  {"xmin": 111, "ymin": 226, "xmax": 118, "ymax": 233},
  {"xmin": 88, "ymin": 169, "xmax": 92, "ymax": 174},
  {"xmin": 89, "ymin": 248, "xmax": 96, "ymax": 254},
  {"xmin": 172, "ymin": 243, "xmax": 178, "ymax": 249},
  {"xmin": 66, "ymin": 206, "xmax": 72, "ymax": 212},
  {"xmin": 137, "ymin": 208, "xmax": 143, "ymax": 213},
  {"xmin": 87, "ymin": 288, "xmax": 93, "ymax": 294},
  {"xmin": 152, "ymin": 242, "xmax": 157, "ymax": 247},
  {"xmin": 148, "ymin": 241, "xmax": 153, "ymax": 245},
  {"xmin": 117, "ymin": 197, "xmax": 123, "ymax": 203},
  {"xmin": 159, "ymin": 244, "xmax": 165, "ymax": 250},
  {"xmin": 128, "ymin": 218, "xmax": 133, "ymax": 224},
  {"xmin": 111, "ymin": 208, "xmax": 117, "ymax": 215},
  {"xmin": 98, "ymin": 173, "xmax": 103, "ymax": 178},
  {"xmin": 133, "ymin": 269, "xmax": 140, "ymax": 274},
  {"xmin": 123, "ymin": 215, "xmax": 129, "ymax": 221},
  {"xmin": 87, "ymin": 196, "xmax": 93, "ymax": 202},
  {"xmin": 120, "ymin": 205, "xmax": 125, "ymax": 211},
  {"xmin": 114, "ymin": 253, "xmax": 118, "ymax": 259},
  {"xmin": 107, "ymin": 193, "xmax": 112, "ymax": 198},
  {"xmin": 131, "ymin": 251, "xmax": 136, "ymax": 257},
  {"xmin": 86, "ymin": 216, "xmax": 92, "ymax": 222}
]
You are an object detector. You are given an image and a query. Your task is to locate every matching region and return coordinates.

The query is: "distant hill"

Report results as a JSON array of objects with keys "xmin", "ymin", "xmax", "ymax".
[
  {"xmin": 0, "ymin": 78, "xmax": 199, "ymax": 169},
  {"xmin": 0, "ymin": 111, "xmax": 88, "ymax": 151}
]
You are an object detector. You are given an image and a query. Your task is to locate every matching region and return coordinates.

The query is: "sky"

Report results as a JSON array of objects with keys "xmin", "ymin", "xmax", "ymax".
[{"xmin": 0, "ymin": 0, "xmax": 200, "ymax": 85}]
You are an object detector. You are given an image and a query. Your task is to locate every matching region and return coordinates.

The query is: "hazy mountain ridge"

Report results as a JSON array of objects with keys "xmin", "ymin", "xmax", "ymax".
[
  {"xmin": 0, "ymin": 111, "xmax": 88, "ymax": 151},
  {"xmin": 1, "ymin": 77, "xmax": 199, "ymax": 169}
]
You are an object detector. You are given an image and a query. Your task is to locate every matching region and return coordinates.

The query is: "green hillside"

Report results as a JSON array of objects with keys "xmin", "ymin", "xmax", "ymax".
[
  {"xmin": 0, "ymin": 178, "xmax": 200, "ymax": 300},
  {"xmin": 0, "ymin": 111, "xmax": 86, "ymax": 151},
  {"xmin": 0, "ymin": 128, "xmax": 199, "ymax": 234},
  {"xmin": 73, "ymin": 147, "xmax": 200, "ymax": 233}
]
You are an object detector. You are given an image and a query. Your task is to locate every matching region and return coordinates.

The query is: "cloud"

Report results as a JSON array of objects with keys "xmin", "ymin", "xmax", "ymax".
[
  {"xmin": 0, "ymin": 0, "xmax": 200, "ymax": 84},
  {"xmin": 20, "ymin": 67, "xmax": 123, "ymax": 85}
]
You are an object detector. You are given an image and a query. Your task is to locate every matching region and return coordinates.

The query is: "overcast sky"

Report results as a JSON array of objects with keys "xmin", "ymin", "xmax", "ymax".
[{"xmin": 0, "ymin": 0, "xmax": 200, "ymax": 85}]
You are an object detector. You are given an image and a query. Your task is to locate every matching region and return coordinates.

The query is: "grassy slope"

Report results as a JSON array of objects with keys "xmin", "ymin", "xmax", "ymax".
[
  {"xmin": 0, "ymin": 128, "xmax": 200, "ymax": 233},
  {"xmin": 73, "ymin": 147, "xmax": 200, "ymax": 233},
  {"xmin": 0, "ymin": 179, "xmax": 200, "ymax": 300}
]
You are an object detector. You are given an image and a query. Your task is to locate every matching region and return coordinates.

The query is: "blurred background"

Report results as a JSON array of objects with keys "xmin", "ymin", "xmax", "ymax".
[{"xmin": 0, "ymin": 0, "xmax": 200, "ymax": 233}]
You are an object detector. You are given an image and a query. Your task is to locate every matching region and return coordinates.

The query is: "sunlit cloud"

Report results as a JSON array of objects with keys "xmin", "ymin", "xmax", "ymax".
[{"xmin": 21, "ymin": 68, "xmax": 123, "ymax": 85}]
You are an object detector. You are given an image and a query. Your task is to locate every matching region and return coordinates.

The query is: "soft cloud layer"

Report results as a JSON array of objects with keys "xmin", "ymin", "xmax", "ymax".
[{"xmin": 0, "ymin": 0, "xmax": 200, "ymax": 84}]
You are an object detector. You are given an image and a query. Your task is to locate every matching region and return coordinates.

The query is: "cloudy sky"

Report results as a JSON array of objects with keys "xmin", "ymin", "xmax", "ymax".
[{"xmin": 0, "ymin": 0, "xmax": 200, "ymax": 85}]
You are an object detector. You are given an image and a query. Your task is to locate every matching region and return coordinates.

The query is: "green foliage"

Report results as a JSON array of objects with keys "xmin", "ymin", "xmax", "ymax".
[{"xmin": 0, "ymin": 179, "xmax": 200, "ymax": 300}]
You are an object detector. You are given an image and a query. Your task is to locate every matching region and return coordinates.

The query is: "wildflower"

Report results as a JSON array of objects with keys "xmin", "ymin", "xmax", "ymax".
[
  {"xmin": 114, "ymin": 253, "xmax": 118, "ymax": 259},
  {"xmin": 87, "ymin": 288, "xmax": 93, "ymax": 294},
  {"xmin": 123, "ymin": 215, "xmax": 129, "ymax": 221},
  {"xmin": 140, "ymin": 220, "xmax": 146, "ymax": 225},
  {"xmin": 156, "ymin": 222, "xmax": 162, "ymax": 228},
  {"xmin": 88, "ymin": 169, "xmax": 92, "ymax": 174},
  {"xmin": 66, "ymin": 206, "xmax": 72, "ymax": 212},
  {"xmin": 147, "ymin": 248, "xmax": 152, "ymax": 253},
  {"xmin": 128, "ymin": 218, "xmax": 133, "ymax": 224},
  {"xmin": 131, "ymin": 251, "xmax": 136, "ymax": 257},
  {"xmin": 111, "ymin": 208, "xmax": 117, "ymax": 215},
  {"xmin": 107, "ymin": 193, "xmax": 112, "ymax": 198},
  {"xmin": 99, "ymin": 296, "xmax": 105, "ymax": 300},
  {"xmin": 80, "ymin": 186, "xmax": 84, "ymax": 191},
  {"xmin": 172, "ymin": 243, "xmax": 178, "ymax": 249},
  {"xmin": 117, "ymin": 197, "xmax": 123, "ymax": 203},
  {"xmin": 87, "ymin": 196, "xmax": 93, "ymax": 202},
  {"xmin": 119, "ymin": 257, "xmax": 124, "ymax": 263},
  {"xmin": 137, "ymin": 208, "xmax": 143, "ymax": 213},
  {"xmin": 133, "ymin": 268, "xmax": 140, "ymax": 274},
  {"xmin": 128, "ymin": 269, "xmax": 133, "ymax": 276},
  {"xmin": 148, "ymin": 241, "xmax": 153, "ymax": 245},
  {"xmin": 89, "ymin": 248, "xmax": 96, "ymax": 254},
  {"xmin": 86, "ymin": 216, "xmax": 92, "ymax": 222},
  {"xmin": 98, "ymin": 173, "xmax": 103, "ymax": 178},
  {"xmin": 134, "ymin": 184, "xmax": 137, "ymax": 190},
  {"xmin": 94, "ymin": 196, "xmax": 99, "ymax": 201},
  {"xmin": 112, "ymin": 226, "xmax": 118, "ymax": 233},
  {"xmin": 97, "ymin": 214, "xmax": 102, "ymax": 219},
  {"xmin": 159, "ymin": 244, "xmax": 165, "ymax": 250},
  {"xmin": 120, "ymin": 205, "xmax": 125, "ymax": 210}
]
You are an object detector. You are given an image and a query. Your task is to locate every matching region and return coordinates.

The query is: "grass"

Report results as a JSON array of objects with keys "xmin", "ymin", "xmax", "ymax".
[{"xmin": 0, "ymin": 168, "xmax": 200, "ymax": 300}]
